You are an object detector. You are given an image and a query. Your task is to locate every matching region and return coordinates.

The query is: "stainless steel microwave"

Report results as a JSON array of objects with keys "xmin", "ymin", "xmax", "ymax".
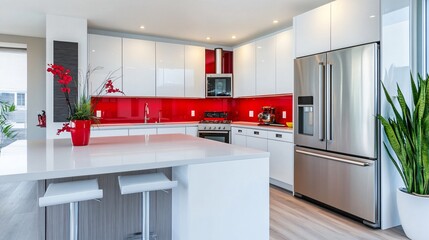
[{"xmin": 206, "ymin": 74, "xmax": 233, "ymax": 98}]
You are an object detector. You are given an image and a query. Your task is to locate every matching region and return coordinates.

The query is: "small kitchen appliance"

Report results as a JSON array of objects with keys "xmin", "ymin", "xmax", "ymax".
[
  {"xmin": 258, "ymin": 106, "xmax": 276, "ymax": 124},
  {"xmin": 198, "ymin": 112, "xmax": 231, "ymax": 143}
]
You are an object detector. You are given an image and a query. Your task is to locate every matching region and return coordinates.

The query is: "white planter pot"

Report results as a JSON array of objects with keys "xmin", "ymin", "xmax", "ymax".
[{"xmin": 397, "ymin": 188, "xmax": 429, "ymax": 240}]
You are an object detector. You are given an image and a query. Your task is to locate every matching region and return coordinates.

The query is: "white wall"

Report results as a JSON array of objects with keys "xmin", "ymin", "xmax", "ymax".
[
  {"xmin": 0, "ymin": 34, "xmax": 46, "ymax": 140},
  {"xmin": 380, "ymin": 0, "xmax": 410, "ymax": 229},
  {"xmin": 45, "ymin": 15, "xmax": 87, "ymax": 139}
]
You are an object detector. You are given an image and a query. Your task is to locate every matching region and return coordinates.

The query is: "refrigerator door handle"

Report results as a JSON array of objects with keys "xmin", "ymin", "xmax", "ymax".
[
  {"xmin": 318, "ymin": 63, "xmax": 325, "ymax": 141},
  {"xmin": 326, "ymin": 63, "xmax": 332, "ymax": 141},
  {"xmin": 296, "ymin": 149, "xmax": 371, "ymax": 167}
]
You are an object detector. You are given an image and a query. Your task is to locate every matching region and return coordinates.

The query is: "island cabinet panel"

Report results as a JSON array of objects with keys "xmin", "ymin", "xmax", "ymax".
[
  {"xmin": 88, "ymin": 34, "xmax": 122, "ymax": 96},
  {"xmin": 122, "ymin": 38, "xmax": 156, "ymax": 96},
  {"xmin": 156, "ymin": 42, "xmax": 185, "ymax": 97},
  {"xmin": 294, "ymin": 4, "xmax": 331, "ymax": 58},
  {"xmin": 233, "ymin": 42, "xmax": 256, "ymax": 97},
  {"xmin": 45, "ymin": 169, "xmax": 172, "ymax": 240},
  {"xmin": 331, "ymin": 0, "xmax": 380, "ymax": 50}
]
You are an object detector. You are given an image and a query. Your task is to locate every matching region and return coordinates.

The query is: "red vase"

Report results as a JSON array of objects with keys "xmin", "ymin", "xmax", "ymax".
[{"xmin": 70, "ymin": 120, "xmax": 91, "ymax": 146}]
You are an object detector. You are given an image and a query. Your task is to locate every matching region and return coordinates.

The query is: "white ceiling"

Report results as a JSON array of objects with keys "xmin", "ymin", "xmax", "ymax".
[{"xmin": 0, "ymin": 0, "xmax": 331, "ymax": 47}]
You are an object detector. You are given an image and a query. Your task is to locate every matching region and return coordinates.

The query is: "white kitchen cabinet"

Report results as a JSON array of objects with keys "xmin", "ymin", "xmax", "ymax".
[
  {"xmin": 293, "ymin": 4, "xmax": 331, "ymax": 58},
  {"xmin": 231, "ymin": 127, "xmax": 247, "ymax": 147},
  {"xmin": 185, "ymin": 45, "xmax": 205, "ymax": 98},
  {"xmin": 246, "ymin": 136, "xmax": 268, "ymax": 151},
  {"xmin": 276, "ymin": 29, "xmax": 294, "ymax": 94},
  {"xmin": 88, "ymin": 34, "xmax": 122, "ymax": 95},
  {"xmin": 185, "ymin": 126, "xmax": 198, "ymax": 137},
  {"xmin": 91, "ymin": 129, "xmax": 129, "ymax": 138},
  {"xmin": 156, "ymin": 42, "xmax": 185, "ymax": 97},
  {"xmin": 256, "ymin": 35, "xmax": 276, "ymax": 95},
  {"xmin": 128, "ymin": 128, "xmax": 157, "ymax": 136},
  {"xmin": 122, "ymin": 38, "xmax": 156, "ymax": 96},
  {"xmin": 331, "ymin": 0, "xmax": 380, "ymax": 50},
  {"xmin": 268, "ymin": 136, "xmax": 294, "ymax": 189},
  {"xmin": 157, "ymin": 127, "xmax": 186, "ymax": 135},
  {"xmin": 233, "ymin": 42, "xmax": 256, "ymax": 97}
]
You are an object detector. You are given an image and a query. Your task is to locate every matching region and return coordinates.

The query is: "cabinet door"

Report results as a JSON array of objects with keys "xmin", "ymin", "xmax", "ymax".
[
  {"xmin": 156, "ymin": 42, "xmax": 185, "ymax": 97},
  {"xmin": 256, "ymin": 35, "xmax": 276, "ymax": 95},
  {"xmin": 276, "ymin": 29, "xmax": 294, "ymax": 94},
  {"xmin": 185, "ymin": 126, "xmax": 198, "ymax": 137},
  {"xmin": 293, "ymin": 4, "xmax": 331, "ymax": 58},
  {"xmin": 129, "ymin": 128, "xmax": 157, "ymax": 136},
  {"xmin": 123, "ymin": 38, "xmax": 156, "ymax": 96},
  {"xmin": 246, "ymin": 136, "xmax": 268, "ymax": 151},
  {"xmin": 88, "ymin": 34, "xmax": 122, "ymax": 95},
  {"xmin": 157, "ymin": 127, "xmax": 186, "ymax": 135},
  {"xmin": 233, "ymin": 42, "xmax": 256, "ymax": 97},
  {"xmin": 232, "ymin": 134, "xmax": 247, "ymax": 147},
  {"xmin": 185, "ymin": 45, "xmax": 205, "ymax": 98},
  {"xmin": 331, "ymin": 0, "xmax": 380, "ymax": 50},
  {"xmin": 268, "ymin": 140, "xmax": 294, "ymax": 186},
  {"xmin": 91, "ymin": 129, "xmax": 129, "ymax": 138}
]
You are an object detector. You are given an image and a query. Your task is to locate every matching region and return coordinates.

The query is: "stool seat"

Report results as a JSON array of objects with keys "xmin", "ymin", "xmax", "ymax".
[
  {"xmin": 118, "ymin": 172, "xmax": 178, "ymax": 195},
  {"xmin": 39, "ymin": 179, "xmax": 103, "ymax": 207}
]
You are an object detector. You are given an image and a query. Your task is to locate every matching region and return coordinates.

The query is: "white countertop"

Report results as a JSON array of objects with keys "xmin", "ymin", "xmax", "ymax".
[
  {"xmin": 0, "ymin": 134, "xmax": 269, "ymax": 183},
  {"xmin": 231, "ymin": 121, "xmax": 294, "ymax": 133}
]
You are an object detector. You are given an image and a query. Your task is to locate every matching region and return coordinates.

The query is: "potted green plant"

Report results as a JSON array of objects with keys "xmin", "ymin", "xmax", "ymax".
[
  {"xmin": 0, "ymin": 101, "xmax": 17, "ymax": 150},
  {"xmin": 379, "ymin": 74, "xmax": 429, "ymax": 240},
  {"xmin": 47, "ymin": 64, "xmax": 124, "ymax": 146}
]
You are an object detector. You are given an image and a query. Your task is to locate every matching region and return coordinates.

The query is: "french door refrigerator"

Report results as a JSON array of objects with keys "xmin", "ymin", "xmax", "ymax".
[{"xmin": 294, "ymin": 43, "xmax": 380, "ymax": 228}]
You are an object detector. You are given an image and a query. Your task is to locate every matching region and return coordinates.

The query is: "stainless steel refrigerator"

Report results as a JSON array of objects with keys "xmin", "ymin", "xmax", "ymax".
[{"xmin": 294, "ymin": 43, "xmax": 380, "ymax": 228}]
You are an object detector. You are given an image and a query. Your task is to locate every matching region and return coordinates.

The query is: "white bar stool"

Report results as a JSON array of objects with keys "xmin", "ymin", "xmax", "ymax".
[
  {"xmin": 39, "ymin": 179, "xmax": 103, "ymax": 240},
  {"xmin": 118, "ymin": 172, "xmax": 178, "ymax": 240}
]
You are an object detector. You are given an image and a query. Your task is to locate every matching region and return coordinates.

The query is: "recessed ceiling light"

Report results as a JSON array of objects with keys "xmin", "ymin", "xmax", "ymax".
[
  {"xmin": 273, "ymin": 20, "xmax": 279, "ymax": 24},
  {"xmin": 139, "ymin": 25, "xmax": 145, "ymax": 29},
  {"xmin": 257, "ymin": 46, "xmax": 262, "ymax": 49},
  {"xmin": 206, "ymin": 37, "xmax": 211, "ymax": 40},
  {"xmin": 369, "ymin": 15, "xmax": 376, "ymax": 18},
  {"xmin": 91, "ymin": 50, "xmax": 95, "ymax": 53},
  {"xmin": 232, "ymin": 35, "xmax": 236, "ymax": 39}
]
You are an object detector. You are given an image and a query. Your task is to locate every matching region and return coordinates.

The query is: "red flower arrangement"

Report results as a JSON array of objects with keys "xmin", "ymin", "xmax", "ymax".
[{"xmin": 47, "ymin": 64, "xmax": 124, "ymax": 135}]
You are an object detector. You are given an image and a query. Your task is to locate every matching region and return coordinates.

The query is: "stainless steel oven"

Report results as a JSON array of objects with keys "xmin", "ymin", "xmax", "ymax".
[{"xmin": 198, "ymin": 112, "xmax": 231, "ymax": 144}]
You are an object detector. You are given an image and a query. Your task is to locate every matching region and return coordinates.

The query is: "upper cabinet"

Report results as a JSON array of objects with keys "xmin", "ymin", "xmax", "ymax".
[
  {"xmin": 156, "ymin": 42, "xmax": 185, "ymax": 97},
  {"xmin": 122, "ymin": 38, "xmax": 156, "ymax": 96},
  {"xmin": 294, "ymin": 0, "xmax": 380, "ymax": 58},
  {"xmin": 88, "ymin": 34, "xmax": 122, "ymax": 95},
  {"xmin": 294, "ymin": 4, "xmax": 331, "ymax": 58},
  {"xmin": 234, "ymin": 42, "xmax": 256, "ymax": 97},
  {"xmin": 276, "ymin": 29, "xmax": 294, "ymax": 94},
  {"xmin": 255, "ymin": 35, "xmax": 276, "ymax": 95},
  {"xmin": 184, "ymin": 45, "xmax": 205, "ymax": 98},
  {"xmin": 331, "ymin": 0, "xmax": 380, "ymax": 50}
]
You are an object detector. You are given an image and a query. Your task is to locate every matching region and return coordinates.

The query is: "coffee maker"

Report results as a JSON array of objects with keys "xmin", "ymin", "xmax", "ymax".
[{"xmin": 258, "ymin": 106, "xmax": 276, "ymax": 124}]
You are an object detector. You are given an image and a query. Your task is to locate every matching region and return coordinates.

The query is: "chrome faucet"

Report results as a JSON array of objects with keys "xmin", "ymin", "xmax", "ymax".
[
  {"xmin": 158, "ymin": 110, "xmax": 162, "ymax": 123},
  {"xmin": 144, "ymin": 103, "xmax": 150, "ymax": 123}
]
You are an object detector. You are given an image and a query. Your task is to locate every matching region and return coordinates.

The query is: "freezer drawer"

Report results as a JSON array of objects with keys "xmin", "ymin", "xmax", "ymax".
[{"xmin": 294, "ymin": 146, "xmax": 377, "ymax": 223}]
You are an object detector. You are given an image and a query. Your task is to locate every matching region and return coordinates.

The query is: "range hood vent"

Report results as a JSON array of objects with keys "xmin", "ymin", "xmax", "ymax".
[{"xmin": 215, "ymin": 48, "xmax": 223, "ymax": 74}]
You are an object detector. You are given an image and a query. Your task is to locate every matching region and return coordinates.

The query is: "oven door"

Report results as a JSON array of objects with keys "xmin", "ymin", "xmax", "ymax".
[{"xmin": 198, "ymin": 131, "xmax": 230, "ymax": 144}]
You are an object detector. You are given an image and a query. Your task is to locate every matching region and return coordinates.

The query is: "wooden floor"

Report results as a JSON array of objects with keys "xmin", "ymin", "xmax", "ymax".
[
  {"xmin": 270, "ymin": 186, "xmax": 408, "ymax": 240},
  {"xmin": 0, "ymin": 182, "xmax": 409, "ymax": 240}
]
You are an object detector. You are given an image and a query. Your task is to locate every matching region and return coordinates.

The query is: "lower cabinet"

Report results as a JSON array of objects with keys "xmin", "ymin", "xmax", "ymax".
[
  {"xmin": 128, "ymin": 128, "xmax": 157, "ymax": 136},
  {"xmin": 91, "ymin": 129, "xmax": 129, "ymax": 138},
  {"xmin": 185, "ymin": 126, "xmax": 198, "ymax": 137},
  {"xmin": 231, "ymin": 126, "xmax": 294, "ymax": 191},
  {"xmin": 157, "ymin": 127, "xmax": 186, "ymax": 135}
]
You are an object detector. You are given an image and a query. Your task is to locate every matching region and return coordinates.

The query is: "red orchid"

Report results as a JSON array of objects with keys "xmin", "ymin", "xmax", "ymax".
[{"xmin": 105, "ymin": 80, "xmax": 124, "ymax": 94}]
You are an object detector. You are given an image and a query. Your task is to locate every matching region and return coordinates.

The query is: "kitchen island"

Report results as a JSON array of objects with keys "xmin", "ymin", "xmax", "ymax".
[{"xmin": 0, "ymin": 134, "xmax": 269, "ymax": 240}]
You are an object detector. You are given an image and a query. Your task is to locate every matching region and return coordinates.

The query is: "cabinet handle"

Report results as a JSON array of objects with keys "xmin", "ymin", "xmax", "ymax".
[
  {"xmin": 254, "ymin": 131, "xmax": 259, "ymax": 135},
  {"xmin": 276, "ymin": 134, "xmax": 282, "ymax": 138},
  {"xmin": 238, "ymin": 130, "xmax": 242, "ymax": 133}
]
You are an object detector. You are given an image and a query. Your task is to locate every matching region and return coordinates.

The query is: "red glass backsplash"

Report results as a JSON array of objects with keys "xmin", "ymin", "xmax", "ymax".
[{"xmin": 92, "ymin": 95, "xmax": 293, "ymax": 124}]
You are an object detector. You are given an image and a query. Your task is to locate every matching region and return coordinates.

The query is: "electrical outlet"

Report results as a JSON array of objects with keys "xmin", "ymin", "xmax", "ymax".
[
  {"xmin": 96, "ymin": 110, "xmax": 102, "ymax": 118},
  {"xmin": 249, "ymin": 111, "xmax": 254, "ymax": 117},
  {"xmin": 282, "ymin": 111, "xmax": 287, "ymax": 119},
  {"xmin": 191, "ymin": 110, "xmax": 195, "ymax": 117}
]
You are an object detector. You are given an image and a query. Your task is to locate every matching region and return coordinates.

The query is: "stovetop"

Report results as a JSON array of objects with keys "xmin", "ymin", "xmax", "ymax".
[{"xmin": 199, "ymin": 119, "xmax": 232, "ymax": 124}]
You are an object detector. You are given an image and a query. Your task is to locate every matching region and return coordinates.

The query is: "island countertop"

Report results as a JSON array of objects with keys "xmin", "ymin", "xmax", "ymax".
[{"xmin": 0, "ymin": 134, "xmax": 269, "ymax": 183}]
